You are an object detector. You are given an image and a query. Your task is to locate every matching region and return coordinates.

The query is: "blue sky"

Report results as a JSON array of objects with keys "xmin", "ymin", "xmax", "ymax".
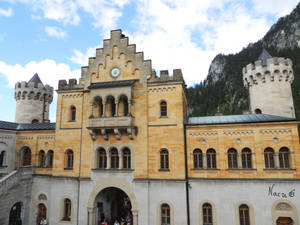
[{"xmin": 0, "ymin": 0, "xmax": 299, "ymax": 122}]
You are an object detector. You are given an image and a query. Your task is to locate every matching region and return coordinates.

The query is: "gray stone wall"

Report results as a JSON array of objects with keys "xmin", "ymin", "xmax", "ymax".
[{"xmin": 0, "ymin": 130, "xmax": 16, "ymax": 177}]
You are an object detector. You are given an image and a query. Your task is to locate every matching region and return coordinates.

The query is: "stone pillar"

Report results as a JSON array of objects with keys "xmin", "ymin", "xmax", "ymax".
[
  {"xmin": 88, "ymin": 207, "xmax": 96, "ymax": 225},
  {"xmin": 238, "ymin": 153, "xmax": 243, "ymax": 169},
  {"xmin": 115, "ymin": 100, "xmax": 119, "ymax": 117},
  {"xmin": 128, "ymin": 99, "xmax": 132, "ymax": 116},
  {"xmin": 102, "ymin": 101, "xmax": 106, "ymax": 117},
  {"xmin": 132, "ymin": 210, "xmax": 138, "ymax": 225},
  {"xmin": 119, "ymin": 151, "xmax": 123, "ymax": 169},
  {"xmin": 203, "ymin": 154, "xmax": 207, "ymax": 169},
  {"xmin": 275, "ymin": 153, "xmax": 280, "ymax": 168},
  {"xmin": 107, "ymin": 152, "xmax": 111, "ymax": 169},
  {"xmin": 90, "ymin": 103, "xmax": 94, "ymax": 118}
]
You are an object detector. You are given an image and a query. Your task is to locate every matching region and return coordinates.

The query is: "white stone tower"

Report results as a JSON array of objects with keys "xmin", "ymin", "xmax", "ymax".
[
  {"xmin": 14, "ymin": 73, "xmax": 53, "ymax": 123},
  {"xmin": 243, "ymin": 49, "xmax": 295, "ymax": 118}
]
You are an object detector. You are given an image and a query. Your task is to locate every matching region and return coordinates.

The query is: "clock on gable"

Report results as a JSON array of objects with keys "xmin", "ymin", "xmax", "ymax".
[{"xmin": 111, "ymin": 67, "xmax": 120, "ymax": 78}]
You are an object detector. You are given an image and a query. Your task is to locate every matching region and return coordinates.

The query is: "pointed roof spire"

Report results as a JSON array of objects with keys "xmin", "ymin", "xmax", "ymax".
[
  {"xmin": 28, "ymin": 73, "xmax": 43, "ymax": 88},
  {"xmin": 258, "ymin": 49, "xmax": 272, "ymax": 66}
]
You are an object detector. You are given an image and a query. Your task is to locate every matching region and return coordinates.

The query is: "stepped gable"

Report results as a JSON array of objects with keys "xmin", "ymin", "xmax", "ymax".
[
  {"xmin": 58, "ymin": 29, "xmax": 153, "ymax": 91},
  {"xmin": 242, "ymin": 49, "xmax": 294, "ymax": 87}
]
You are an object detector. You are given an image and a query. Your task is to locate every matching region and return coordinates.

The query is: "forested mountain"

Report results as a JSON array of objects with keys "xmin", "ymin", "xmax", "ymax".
[{"xmin": 187, "ymin": 3, "xmax": 300, "ymax": 118}]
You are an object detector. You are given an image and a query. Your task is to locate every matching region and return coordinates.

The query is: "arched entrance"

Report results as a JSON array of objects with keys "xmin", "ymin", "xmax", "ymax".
[
  {"xmin": 277, "ymin": 217, "xmax": 293, "ymax": 225},
  {"xmin": 9, "ymin": 202, "xmax": 22, "ymax": 225},
  {"xmin": 88, "ymin": 179, "xmax": 138, "ymax": 225},
  {"xmin": 95, "ymin": 187, "xmax": 132, "ymax": 225},
  {"xmin": 36, "ymin": 203, "xmax": 47, "ymax": 225}
]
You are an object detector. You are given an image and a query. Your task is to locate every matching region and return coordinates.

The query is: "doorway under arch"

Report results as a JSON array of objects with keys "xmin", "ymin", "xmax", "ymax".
[
  {"xmin": 9, "ymin": 202, "xmax": 23, "ymax": 225},
  {"xmin": 277, "ymin": 217, "xmax": 293, "ymax": 225},
  {"xmin": 36, "ymin": 203, "xmax": 47, "ymax": 225}
]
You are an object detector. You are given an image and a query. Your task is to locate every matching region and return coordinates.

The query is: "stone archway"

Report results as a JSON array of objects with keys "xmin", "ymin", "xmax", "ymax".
[
  {"xmin": 9, "ymin": 202, "xmax": 23, "ymax": 225},
  {"xmin": 88, "ymin": 178, "xmax": 138, "ymax": 225}
]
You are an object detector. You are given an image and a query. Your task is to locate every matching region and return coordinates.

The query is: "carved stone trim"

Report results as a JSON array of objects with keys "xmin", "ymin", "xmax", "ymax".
[
  {"xmin": 0, "ymin": 135, "xmax": 13, "ymax": 140},
  {"xmin": 148, "ymin": 86, "xmax": 176, "ymax": 93},
  {"xmin": 18, "ymin": 136, "xmax": 34, "ymax": 140},
  {"xmin": 260, "ymin": 129, "xmax": 292, "ymax": 135},
  {"xmin": 37, "ymin": 136, "xmax": 55, "ymax": 140},
  {"xmin": 189, "ymin": 132, "xmax": 217, "ymax": 137},
  {"xmin": 223, "ymin": 130, "xmax": 254, "ymax": 136}
]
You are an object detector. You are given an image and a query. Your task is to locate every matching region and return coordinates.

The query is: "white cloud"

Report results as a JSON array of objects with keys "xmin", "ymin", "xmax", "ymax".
[
  {"xmin": 252, "ymin": 0, "xmax": 299, "ymax": 17},
  {"xmin": 45, "ymin": 26, "xmax": 67, "ymax": 38},
  {"xmin": 0, "ymin": 8, "xmax": 12, "ymax": 17},
  {"xmin": 69, "ymin": 46, "xmax": 99, "ymax": 66},
  {"xmin": 0, "ymin": 59, "xmax": 80, "ymax": 89}
]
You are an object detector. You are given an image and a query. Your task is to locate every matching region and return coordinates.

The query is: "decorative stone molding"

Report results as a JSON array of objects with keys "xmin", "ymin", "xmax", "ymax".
[
  {"xmin": 18, "ymin": 136, "xmax": 34, "ymax": 140},
  {"xmin": 275, "ymin": 202, "xmax": 292, "ymax": 211},
  {"xmin": 61, "ymin": 93, "xmax": 83, "ymax": 98},
  {"xmin": 37, "ymin": 136, "xmax": 55, "ymax": 140},
  {"xmin": 189, "ymin": 131, "xmax": 218, "ymax": 137},
  {"xmin": 0, "ymin": 135, "xmax": 13, "ymax": 140},
  {"xmin": 260, "ymin": 129, "xmax": 292, "ymax": 135},
  {"xmin": 223, "ymin": 130, "xmax": 254, "ymax": 136},
  {"xmin": 148, "ymin": 86, "xmax": 176, "ymax": 93}
]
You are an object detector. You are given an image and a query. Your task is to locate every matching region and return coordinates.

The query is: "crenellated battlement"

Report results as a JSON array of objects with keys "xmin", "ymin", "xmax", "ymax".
[
  {"xmin": 58, "ymin": 78, "xmax": 84, "ymax": 91},
  {"xmin": 14, "ymin": 80, "xmax": 53, "ymax": 103},
  {"xmin": 243, "ymin": 57, "xmax": 294, "ymax": 87},
  {"xmin": 148, "ymin": 69, "xmax": 184, "ymax": 83}
]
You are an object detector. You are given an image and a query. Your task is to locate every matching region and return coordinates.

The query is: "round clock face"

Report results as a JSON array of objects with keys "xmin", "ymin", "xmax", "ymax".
[{"xmin": 111, "ymin": 67, "xmax": 120, "ymax": 77}]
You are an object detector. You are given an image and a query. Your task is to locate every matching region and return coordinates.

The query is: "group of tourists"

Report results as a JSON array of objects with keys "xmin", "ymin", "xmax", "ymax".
[{"xmin": 100, "ymin": 214, "xmax": 132, "ymax": 225}]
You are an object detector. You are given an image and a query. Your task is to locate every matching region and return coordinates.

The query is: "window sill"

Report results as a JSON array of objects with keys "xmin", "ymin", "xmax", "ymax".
[
  {"xmin": 263, "ymin": 168, "xmax": 296, "ymax": 171},
  {"xmin": 92, "ymin": 168, "xmax": 134, "ymax": 171},
  {"xmin": 159, "ymin": 116, "xmax": 168, "ymax": 118},
  {"xmin": 62, "ymin": 217, "xmax": 71, "ymax": 222},
  {"xmin": 64, "ymin": 168, "xmax": 73, "ymax": 170},
  {"xmin": 159, "ymin": 168, "xmax": 170, "ymax": 172},
  {"xmin": 192, "ymin": 168, "xmax": 219, "ymax": 170},
  {"xmin": 68, "ymin": 120, "xmax": 76, "ymax": 122},
  {"xmin": 226, "ymin": 168, "xmax": 257, "ymax": 170}
]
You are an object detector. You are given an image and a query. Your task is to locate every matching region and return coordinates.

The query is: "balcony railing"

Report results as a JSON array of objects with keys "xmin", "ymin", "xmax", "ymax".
[{"xmin": 88, "ymin": 116, "xmax": 133, "ymax": 128}]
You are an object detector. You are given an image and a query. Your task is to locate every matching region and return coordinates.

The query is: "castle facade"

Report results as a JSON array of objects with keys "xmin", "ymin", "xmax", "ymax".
[{"xmin": 0, "ymin": 30, "xmax": 299, "ymax": 225}]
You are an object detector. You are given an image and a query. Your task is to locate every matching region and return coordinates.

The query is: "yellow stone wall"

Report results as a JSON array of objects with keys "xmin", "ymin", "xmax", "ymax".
[{"xmin": 186, "ymin": 122, "xmax": 300, "ymax": 179}]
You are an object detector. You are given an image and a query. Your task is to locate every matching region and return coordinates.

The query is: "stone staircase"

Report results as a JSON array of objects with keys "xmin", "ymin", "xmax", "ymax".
[{"xmin": 0, "ymin": 167, "xmax": 33, "ymax": 196}]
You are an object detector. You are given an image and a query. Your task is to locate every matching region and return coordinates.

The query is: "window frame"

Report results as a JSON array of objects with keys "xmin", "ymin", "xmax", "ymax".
[
  {"xmin": 62, "ymin": 198, "xmax": 71, "ymax": 221},
  {"xmin": 228, "ymin": 148, "xmax": 238, "ymax": 169},
  {"xmin": 264, "ymin": 147, "xmax": 275, "ymax": 169},
  {"xmin": 241, "ymin": 148, "xmax": 252, "ymax": 169},
  {"xmin": 98, "ymin": 148, "xmax": 107, "ymax": 169},
  {"xmin": 207, "ymin": 149, "xmax": 217, "ymax": 169},
  {"xmin": 161, "ymin": 203, "xmax": 170, "ymax": 225},
  {"xmin": 65, "ymin": 150, "xmax": 74, "ymax": 169},
  {"xmin": 193, "ymin": 149, "xmax": 203, "ymax": 169},
  {"xmin": 123, "ymin": 148, "xmax": 131, "ymax": 169},
  {"xmin": 160, "ymin": 100, "xmax": 167, "ymax": 117},
  {"xmin": 160, "ymin": 149, "xmax": 169, "ymax": 171},
  {"xmin": 110, "ymin": 148, "xmax": 119, "ymax": 169},
  {"xmin": 70, "ymin": 106, "xmax": 76, "ymax": 121},
  {"xmin": 279, "ymin": 147, "xmax": 290, "ymax": 169},
  {"xmin": 239, "ymin": 204, "xmax": 250, "ymax": 225},
  {"xmin": 202, "ymin": 203, "xmax": 213, "ymax": 225}
]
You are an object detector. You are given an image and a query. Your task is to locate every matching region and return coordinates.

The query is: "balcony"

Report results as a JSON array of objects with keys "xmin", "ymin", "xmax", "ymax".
[
  {"xmin": 87, "ymin": 116, "xmax": 136, "ymax": 141},
  {"xmin": 88, "ymin": 116, "xmax": 133, "ymax": 128}
]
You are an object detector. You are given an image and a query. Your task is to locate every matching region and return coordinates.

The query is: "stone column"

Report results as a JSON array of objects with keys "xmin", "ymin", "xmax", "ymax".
[
  {"xmin": 238, "ymin": 153, "xmax": 243, "ymax": 169},
  {"xmin": 203, "ymin": 154, "xmax": 207, "ymax": 169},
  {"xmin": 275, "ymin": 153, "xmax": 280, "ymax": 168},
  {"xmin": 107, "ymin": 152, "xmax": 111, "ymax": 169},
  {"xmin": 115, "ymin": 100, "xmax": 119, "ymax": 117},
  {"xmin": 119, "ymin": 151, "xmax": 123, "ymax": 169},
  {"xmin": 128, "ymin": 99, "xmax": 132, "ymax": 116},
  {"xmin": 132, "ymin": 210, "xmax": 138, "ymax": 225},
  {"xmin": 88, "ymin": 207, "xmax": 96, "ymax": 225},
  {"xmin": 90, "ymin": 103, "xmax": 94, "ymax": 118},
  {"xmin": 102, "ymin": 101, "xmax": 106, "ymax": 117}
]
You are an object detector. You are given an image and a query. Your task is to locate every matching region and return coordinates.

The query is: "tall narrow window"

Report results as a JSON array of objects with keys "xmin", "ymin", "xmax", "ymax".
[
  {"xmin": 193, "ymin": 149, "xmax": 203, "ymax": 169},
  {"xmin": 241, "ymin": 148, "xmax": 252, "ymax": 169},
  {"xmin": 39, "ymin": 150, "xmax": 46, "ymax": 167},
  {"xmin": 22, "ymin": 147, "xmax": 31, "ymax": 166},
  {"xmin": 62, "ymin": 198, "xmax": 71, "ymax": 221},
  {"xmin": 160, "ymin": 101, "xmax": 167, "ymax": 117},
  {"xmin": 47, "ymin": 150, "xmax": 54, "ymax": 168},
  {"xmin": 264, "ymin": 148, "xmax": 275, "ymax": 168},
  {"xmin": 202, "ymin": 203, "xmax": 213, "ymax": 225},
  {"xmin": 279, "ymin": 147, "xmax": 290, "ymax": 169},
  {"xmin": 71, "ymin": 106, "xmax": 76, "ymax": 121},
  {"xmin": 228, "ymin": 148, "xmax": 238, "ymax": 168},
  {"xmin": 66, "ymin": 150, "xmax": 73, "ymax": 169},
  {"xmin": 160, "ymin": 149, "xmax": 169, "ymax": 170},
  {"xmin": 123, "ymin": 148, "xmax": 131, "ymax": 169},
  {"xmin": 0, "ymin": 151, "xmax": 5, "ymax": 167},
  {"xmin": 239, "ymin": 204, "xmax": 250, "ymax": 225},
  {"xmin": 98, "ymin": 148, "xmax": 107, "ymax": 169},
  {"xmin": 161, "ymin": 204, "xmax": 170, "ymax": 225},
  {"xmin": 207, "ymin": 149, "xmax": 216, "ymax": 169},
  {"xmin": 110, "ymin": 148, "xmax": 119, "ymax": 169}
]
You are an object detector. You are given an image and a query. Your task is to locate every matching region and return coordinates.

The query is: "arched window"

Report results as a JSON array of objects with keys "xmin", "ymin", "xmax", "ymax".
[
  {"xmin": 94, "ymin": 96, "xmax": 103, "ymax": 118},
  {"xmin": 37, "ymin": 203, "xmax": 47, "ymax": 225},
  {"xmin": 65, "ymin": 150, "xmax": 73, "ymax": 169},
  {"xmin": 22, "ymin": 147, "xmax": 31, "ymax": 166},
  {"xmin": 0, "ymin": 151, "xmax": 5, "ymax": 167},
  {"xmin": 110, "ymin": 148, "xmax": 119, "ymax": 169},
  {"xmin": 47, "ymin": 150, "xmax": 54, "ymax": 168},
  {"xmin": 255, "ymin": 108, "xmax": 262, "ymax": 114},
  {"xmin": 207, "ymin": 149, "xmax": 216, "ymax": 169},
  {"xmin": 70, "ymin": 106, "xmax": 76, "ymax": 121},
  {"xmin": 31, "ymin": 119, "xmax": 39, "ymax": 124},
  {"xmin": 161, "ymin": 203, "xmax": 170, "ymax": 225},
  {"xmin": 228, "ymin": 148, "xmax": 238, "ymax": 168},
  {"xmin": 202, "ymin": 203, "xmax": 213, "ymax": 225},
  {"xmin": 38, "ymin": 150, "xmax": 46, "ymax": 167},
  {"xmin": 279, "ymin": 147, "xmax": 290, "ymax": 169},
  {"xmin": 123, "ymin": 148, "xmax": 131, "ymax": 169},
  {"xmin": 106, "ymin": 96, "xmax": 116, "ymax": 117},
  {"xmin": 62, "ymin": 198, "xmax": 71, "ymax": 221},
  {"xmin": 160, "ymin": 101, "xmax": 167, "ymax": 117},
  {"xmin": 119, "ymin": 95, "xmax": 129, "ymax": 116},
  {"xmin": 239, "ymin": 204, "xmax": 250, "ymax": 225},
  {"xmin": 241, "ymin": 148, "xmax": 252, "ymax": 169},
  {"xmin": 98, "ymin": 148, "xmax": 107, "ymax": 169},
  {"xmin": 193, "ymin": 149, "xmax": 203, "ymax": 169},
  {"xmin": 264, "ymin": 147, "xmax": 275, "ymax": 168},
  {"xmin": 160, "ymin": 149, "xmax": 169, "ymax": 170}
]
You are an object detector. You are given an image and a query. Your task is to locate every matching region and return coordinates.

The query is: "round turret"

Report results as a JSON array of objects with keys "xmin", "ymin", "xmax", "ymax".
[
  {"xmin": 243, "ymin": 49, "xmax": 295, "ymax": 118},
  {"xmin": 14, "ymin": 73, "xmax": 53, "ymax": 123}
]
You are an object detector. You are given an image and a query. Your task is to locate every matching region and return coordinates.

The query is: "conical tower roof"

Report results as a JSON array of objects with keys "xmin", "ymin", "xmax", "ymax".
[
  {"xmin": 258, "ymin": 49, "xmax": 272, "ymax": 66},
  {"xmin": 28, "ymin": 73, "xmax": 43, "ymax": 88}
]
